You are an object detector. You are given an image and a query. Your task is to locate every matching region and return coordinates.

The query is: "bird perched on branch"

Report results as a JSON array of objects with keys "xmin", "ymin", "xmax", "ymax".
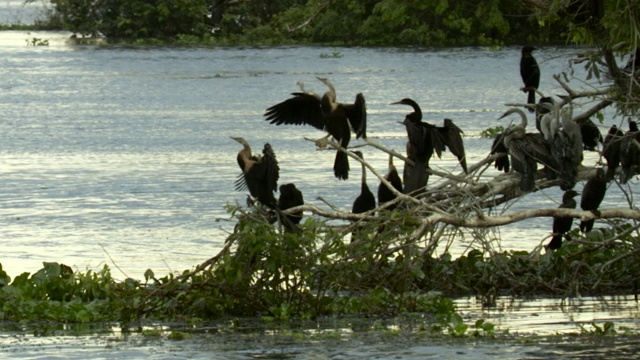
[
  {"xmin": 602, "ymin": 124, "xmax": 624, "ymax": 180},
  {"xmin": 580, "ymin": 168, "xmax": 607, "ymax": 233},
  {"xmin": 377, "ymin": 154, "xmax": 403, "ymax": 210},
  {"xmin": 264, "ymin": 77, "xmax": 366, "ymax": 180},
  {"xmin": 547, "ymin": 189, "xmax": 579, "ymax": 250},
  {"xmin": 278, "ymin": 183, "xmax": 305, "ymax": 230},
  {"xmin": 619, "ymin": 120, "xmax": 640, "ymax": 184},
  {"xmin": 351, "ymin": 151, "xmax": 376, "ymax": 242},
  {"xmin": 520, "ymin": 45, "xmax": 540, "ymax": 113},
  {"xmin": 232, "ymin": 136, "xmax": 279, "ymax": 209},
  {"xmin": 499, "ymin": 108, "xmax": 557, "ymax": 191},
  {"xmin": 392, "ymin": 98, "xmax": 467, "ymax": 194}
]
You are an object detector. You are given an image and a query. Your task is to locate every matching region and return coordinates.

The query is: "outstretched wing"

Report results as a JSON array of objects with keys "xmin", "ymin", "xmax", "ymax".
[
  {"xmin": 343, "ymin": 92, "xmax": 367, "ymax": 139},
  {"xmin": 264, "ymin": 92, "xmax": 325, "ymax": 130},
  {"xmin": 440, "ymin": 118, "xmax": 467, "ymax": 173}
]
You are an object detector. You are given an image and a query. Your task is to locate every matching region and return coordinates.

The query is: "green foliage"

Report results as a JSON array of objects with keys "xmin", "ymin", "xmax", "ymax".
[{"xmin": 33, "ymin": 0, "xmax": 553, "ymax": 46}]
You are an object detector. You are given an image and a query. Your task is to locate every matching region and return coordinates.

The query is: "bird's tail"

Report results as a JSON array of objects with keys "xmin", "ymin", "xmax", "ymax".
[
  {"xmin": 547, "ymin": 235, "xmax": 563, "ymax": 250},
  {"xmin": 403, "ymin": 160, "xmax": 428, "ymax": 196},
  {"xmin": 334, "ymin": 151, "xmax": 349, "ymax": 180},
  {"xmin": 527, "ymin": 90, "xmax": 536, "ymax": 113},
  {"xmin": 579, "ymin": 219, "xmax": 595, "ymax": 233}
]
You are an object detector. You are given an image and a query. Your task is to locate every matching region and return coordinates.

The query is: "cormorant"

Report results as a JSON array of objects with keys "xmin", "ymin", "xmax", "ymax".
[
  {"xmin": 278, "ymin": 183, "xmax": 305, "ymax": 230},
  {"xmin": 377, "ymin": 154, "xmax": 403, "ymax": 209},
  {"xmin": 352, "ymin": 151, "xmax": 376, "ymax": 215},
  {"xmin": 577, "ymin": 117, "xmax": 603, "ymax": 151},
  {"xmin": 490, "ymin": 132, "xmax": 511, "ymax": 173},
  {"xmin": 351, "ymin": 151, "xmax": 376, "ymax": 243},
  {"xmin": 547, "ymin": 189, "xmax": 579, "ymax": 250},
  {"xmin": 264, "ymin": 77, "xmax": 366, "ymax": 180},
  {"xmin": 535, "ymin": 96, "xmax": 555, "ymax": 132},
  {"xmin": 232, "ymin": 136, "xmax": 279, "ymax": 209},
  {"xmin": 580, "ymin": 168, "xmax": 607, "ymax": 233},
  {"xmin": 602, "ymin": 124, "xmax": 624, "ymax": 180},
  {"xmin": 520, "ymin": 45, "xmax": 540, "ymax": 113},
  {"xmin": 619, "ymin": 120, "xmax": 640, "ymax": 184},
  {"xmin": 551, "ymin": 106, "xmax": 582, "ymax": 190}
]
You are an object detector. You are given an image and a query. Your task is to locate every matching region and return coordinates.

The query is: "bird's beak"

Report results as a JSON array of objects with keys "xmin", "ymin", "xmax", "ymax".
[{"xmin": 390, "ymin": 101, "xmax": 402, "ymax": 105}]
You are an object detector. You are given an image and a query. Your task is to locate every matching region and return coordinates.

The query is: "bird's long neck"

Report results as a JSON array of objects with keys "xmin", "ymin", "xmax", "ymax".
[
  {"xmin": 361, "ymin": 161, "xmax": 367, "ymax": 188},
  {"xmin": 237, "ymin": 145, "xmax": 254, "ymax": 172}
]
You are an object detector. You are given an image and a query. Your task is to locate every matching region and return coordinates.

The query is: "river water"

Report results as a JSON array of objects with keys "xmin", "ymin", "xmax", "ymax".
[{"xmin": 1, "ymin": 5, "xmax": 640, "ymax": 358}]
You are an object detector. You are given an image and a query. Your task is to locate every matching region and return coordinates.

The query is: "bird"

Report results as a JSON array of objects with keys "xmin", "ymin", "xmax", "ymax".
[
  {"xmin": 392, "ymin": 98, "xmax": 467, "ymax": 194},
  {"xmin": 499, "ymin": 108, "xmax": 557, "ymax": 191},
  {"xmin": 278, "ymin": 183, "xmax": 305, "ymax": 230},
  {"xmin": 264, "ymin": 77, "xmax": 366, "ymax": 180},
  {"xmin": 602, "ymin": 124, "xmax": 624, "ymax": 180},
  {"xmin": 619, "ymin": 120, "xmax": 640, "ymax": 184},
  {"xmin": 520, "ymin": 45, "xmax": 541, "ymax": 113},
  {"xmin": 550, "ymin": 106, "xmax": 582, "ymax": 190},
  {"xmin": 377, "ymin": 154, "xmax": 403, "ymax": 209},
  {"xmin": 231, "ymin": 136, "xmax": 279, "ymax": 209},
  {"xmin": 577, "ymin": 117, "xmax": 603, "ymax": 151},
  {"xmin": 490, "ymin": 132, "xmax": 511, "ymax": 173},
  {"xmin": 547, "ymin": 189, "xmax": 579, "ymax": 250},
  {"xmin": 580, "ymin": 168, "xmax": 607, "ymax": 233},
  {"xmin": 535, "ymin": 96, "xmax": 555, "ymax": 132},
  {"xmin": 352, "ymin": 151, "xmax": 376, "ymax": 215},
  {"xmin": 351, "ymin": 151, "xmax": 376, "ymax": 242}
]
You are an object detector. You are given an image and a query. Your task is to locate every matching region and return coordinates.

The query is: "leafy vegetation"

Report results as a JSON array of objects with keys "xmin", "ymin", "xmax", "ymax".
[{"xmin": 23, "ymin": 0, "xmax": 563, "ymax": 46}]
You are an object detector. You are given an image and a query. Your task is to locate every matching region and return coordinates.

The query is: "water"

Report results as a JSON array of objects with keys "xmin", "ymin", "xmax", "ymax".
[
  {"xmin": 0, "ymin": 30, "xmax": 625, "ymax": 280},
  {"xmin": 1, "ymin": 17, "xmax": 639, "ymax": 358}
]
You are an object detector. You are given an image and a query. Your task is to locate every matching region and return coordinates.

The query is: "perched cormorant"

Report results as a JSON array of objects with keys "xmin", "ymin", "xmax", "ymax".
[
  {"xmin": 551, "ymin": 106, "xmax": 582, "ymax": 190},
  {"xmin": 278, "ymin": 183, "xmax": 305, "ymax": 230},
  {"xmin": 620, "ymin": 120, "xmax": 640, "ymax": 184},
  {"xmin": 351, "ymin": 151, "xmax": 376, "ymax": 243},
  {"xmin": 520, "ymin": 46, "xmax": 540, "ymax": 113},
  {"xmin": 264, "ymin": 77, "xmax": 366, "ymax": 180},
  {"xmin": 547, "ymin": 190, "xmax": 579, "ymax": 250},
  {"xmin": 580, "ymin": 168, "xmax": 607, "ymax": 233},
  {"xmin": 577, "ymin": 117, "xmax": 603, "ymax": 151},
  {"xmin": 490, "ymin": 132, "xmax": 511, "ymax": 173},
  {"xmin": 352, "ymin": 151, "xmax": 376, "ymax": 215},
  {"xmin": 232, "ymin": 136, "xmax": 279, "ymax": 209},
  {"xmin": 377, "ymin": 154, "xmax": 403, "ymax": 209},
  {"xmin": 602, "ymin": 124, "xmax": 624, "ymax": 180}
]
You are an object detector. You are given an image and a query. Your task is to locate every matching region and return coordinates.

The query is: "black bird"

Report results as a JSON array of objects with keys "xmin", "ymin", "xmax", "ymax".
[
  {"xmin": 351, "ymin": 151, "xmax": 376, "ymax": 243},
  {"xmin": 377, "ymin": 154, "xmax": 403, "ymax": 209},
  {"xmin": 602, "ymin": 124, "xmax": 624, "ymax": 180},
  {"xmin": 580, "ymin": 168, "xmax": 607, "ymax": 233},
  {"xmin": 547, "ymin": 189, "xmax": 579, "ymax": 250},
  {"xmin": 232, "ymin": 136, "xmax": 279, "ymax": 209},
  {"xmin": 520, "ymin": 45, "xmax": 540, "ymax": 113},
  {"xmin": 392, "ymin": 98, "xmax": 467, "ymax": 193},
  {"xmin": 264, "ymin": 77, "xmax": 366, "ymax": 180},
  {"xmin": 278, "ymin": 183, "xmax": 305, "ymax": 230},
  {"xmin": 619, "ymin": 120, "xmax": 640, "ymax": 184},
  {"xmin": 352, "ymin": 151, "xmax": 376, "ymax": 215},
  {"xmin": 499, "ymin": 108, "xmax": 557, "ymax": 191},
  {"xmin": 577, "ymin": 117, "xmax": 603, "ymax": 151},
  {"xmin": 490, "ymin": 132, "xmax": 510, "ymax": 173}
]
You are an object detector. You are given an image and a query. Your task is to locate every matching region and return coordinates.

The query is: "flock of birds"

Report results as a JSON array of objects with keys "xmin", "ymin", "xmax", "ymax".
[{"xmin": 232, "ymin": 46, "xmax": 640, "ymax": 249}]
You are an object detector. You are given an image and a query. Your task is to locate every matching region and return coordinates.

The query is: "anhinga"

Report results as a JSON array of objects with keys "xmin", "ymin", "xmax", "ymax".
[
  {"xmin": 377, "ymin": 154, "xmax": 403, "ymax": 210},
  {"xmin": 351, "ymin": 151, "xmax": 376, "ymax": 243},
  {"xmin": 602, "ymin": 124, "xmax": 624, "ymax": 180},
  {"xmin": 392, "ymin": 98, "xmax": 467, "ymax": 194},
  {"xmin": 551, "ymin": 106, "xmax": 582, "ymax": 190},
  {"xmin": 490, "ymin": 132, "xmax": 511, "ymax": 173},
  {"xmin": 264, "ymin": 77, "xmax": 366, "ymax": 180},
  {"xmin": 619, "ymin": 120, "xmax": 640, "ymax": 184},
  {"xmin": 580, "ymin": 168, "xmax": 607, "ymax": 233},
  {"xmin": 520, "ymin": 45, "xmax": 540, "ymax": 113},
  {"xmin": 278, "ymin": 183, "xmax": 305, "ymax": 229},
  {"xmin": 352, "ymin": 151, "xmax": 376, "ymax": 215},
  {"xmin": 577, "ymin": 117, "xmax": 603, "ymax": 151},
  {"xmin": 499, "ymin": 108, "xmax": 557, "ymax": 191},
  {"xmin": 232, "ymin": 136, "xmax": 279, "ymax": 209},
  {"xmin": 547, "ymin": 189, "xmax": 579, "ymax": 250}
]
